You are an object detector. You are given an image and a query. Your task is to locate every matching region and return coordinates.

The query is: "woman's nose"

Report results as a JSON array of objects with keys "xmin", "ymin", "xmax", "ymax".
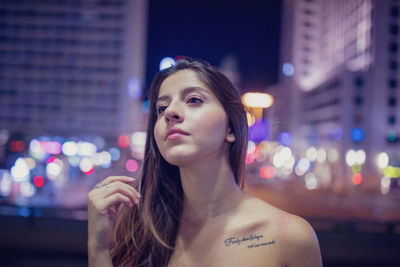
[{"xmin": 164, "ymin": 106, "xmax": 183, "ymax": 123}]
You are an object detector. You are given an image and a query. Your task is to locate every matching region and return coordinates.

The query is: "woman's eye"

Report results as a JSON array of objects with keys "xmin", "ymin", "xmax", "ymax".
[
  {"xmin": 187, "ymin": 96, "xmax": 203, "ymax": 104},
  {"xmin": 156, "ymin": 106, "xmax": 167, "ymax": 114}
]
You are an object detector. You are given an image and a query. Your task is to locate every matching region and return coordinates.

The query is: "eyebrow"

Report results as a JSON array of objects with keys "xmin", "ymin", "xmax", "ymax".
[{"xmin": 156, "ymin": 86, "xmax": 210, "ymax": 103}]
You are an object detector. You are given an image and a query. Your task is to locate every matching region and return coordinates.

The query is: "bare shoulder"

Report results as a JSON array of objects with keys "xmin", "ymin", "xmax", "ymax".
[
  {"xmin": 241, "ymin": 194, "xmax": 323, "ymax": 267},
  {"xmin": 280, "ymin": 214, "xmax": 323, "ymax": 267}
]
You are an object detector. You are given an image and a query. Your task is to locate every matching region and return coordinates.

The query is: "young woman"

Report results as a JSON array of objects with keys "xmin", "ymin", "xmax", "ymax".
[{"xmin": 88, "ymin": 58, "xmax": 322, "ymax": 267}]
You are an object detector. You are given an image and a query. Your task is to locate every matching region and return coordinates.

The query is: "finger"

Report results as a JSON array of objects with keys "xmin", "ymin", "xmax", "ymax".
[
  {"xmin": 100, "ymin": 176, "xmax": 136, "ymax": 186},
  {"xmin": 102, "ymin": 182, "xmax": 140, "ymax": 204},
  {"xmin": 97, "ymin": 193, "xmax": 135, "ymax": 212}
]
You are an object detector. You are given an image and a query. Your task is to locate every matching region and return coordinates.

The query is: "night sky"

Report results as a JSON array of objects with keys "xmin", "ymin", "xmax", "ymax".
[{"xmin": 145, "ymin": 0, "xmax": 282, "ymax": 93}]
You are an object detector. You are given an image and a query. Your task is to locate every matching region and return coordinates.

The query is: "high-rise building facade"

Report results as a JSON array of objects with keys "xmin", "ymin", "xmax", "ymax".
[
  {"xmin": 276, "ymin": 0, "xmax": 400, "ymax": 193},
  {"xmin": 0, "ymin": 0, "xmax": 148, "ymax": 138}
]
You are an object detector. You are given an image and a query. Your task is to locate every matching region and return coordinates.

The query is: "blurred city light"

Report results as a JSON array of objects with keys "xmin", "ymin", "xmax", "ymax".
[
  {"xmin": 46, "ymin": 158, "xmax": 63, "ymax": 180},
  {"xmin": 345, "ymin": 150, "xmax": 357, "ymax": 166},
  {"xmin": 118, "ymin": 134, "xmax": 130, "ymax": 148},
  {"xmin": 9, "ymin": 140, "xmax": 26, "ymax": 152},
  {"xmin": 127, "ymin": 77, "xmax": 142, "ymax": 99},
  {"xmin": 79, "ymin": 157, "xmax": 93, "ymax": 172},
  {"xmin": 159, "ymin": 57, "xmax": 176, "ymax": 70},
  {"xmin": 78, "ymin": 141, "xmax": 97, "ymax": 156},
  {"xmin": 380, "ymin": 176, "xmax": 391, "ymax": 195},
  {"xmin": 386, "ymin": 130, "xmax": 397, "ymax": 142},
  {"xmin": 131, "ymin": 131, "xmax": 146, "ymax": 159},
  {"xmin": 259, "ymin": 166, "xmax": 275, "ymax": 179},
  {"xmin": 383, "ymin": 165, "xmax": 400, "ymax": 178},
  {"xmin": 109, "ymin": 147, "xmax": 121, "ymax": 161},
  {"xmin": 295, "ymin": 158, "xmax": 311, "ymax": 176},
  {"xmin": 352, "ymin": 173, "xmax": 363, "ymax": 185},
  {"xmin": 246, "ymin": 112, "xmax": 256, "ymax": 127},
  {"xmin": 350, "ymin": 128, "xmax": 364, "ymax": 142},
  {"xmin": 376, "ymin": 152, "xmax": 389, "ymax": 169},
  {"xmin": 282, "ymin": 62, "xmax": 294, "ymax": 77},
  {"xmin": 142, "ymin": 100, "xmax": 150, "ymax": 113},
  {"xmin": 42, "ymin": 141, "xmax": 62, "ymax": 155},
  {"xmin": 305, "ymin": 172, "xmax": 318, "ymax": 190},
  {"xmin": 33, "ymin": 176, "xmax": 45, "ymax": 188},
  {"xmin": 20, "ymin": 181, "xmax": 36, "ymax": 198},
  {"xmin": 11, "ymin": 158, "xmax": 30, "ymax": 182},
  {"xmin": 93, "ymin": 136, "xmax": 105, "ymax": 150},
  {"xmin": 247, "ymin": 141, "xmax": 256, "ymax": 154},
  {"xmin": 242, "ymin": 92, "xmax": 274, "ymax": 108},
  {"xmin": 316, "ymin": 148, "xmax": 327, "ymax": 163},
  {"xmin": 249, "ymin": 120, "xmax": 269, "ymax": 142},
  {"xmin": 23, "ymin": 157, "xmax": 36, "ymax": 170},
  {"xmin": 0, "ymin": 170, "xmax": 12, "ymax": 197},
  {"xmin": 278, "ymin": 132, "xmax": 293, "ymax": 146},
  {"xmin": 125, "ymin": 159, "xmax": 139, "ymax": 172},
  {"xmin": 355, "ymin": 149, "xmax": 366, "ymax": 165},
  {"xmin": 327, "ymin": 148, "xmax": 339, "ymax": 162},
  {"xmin": 306, "ymin": 146, "xmax": 318, "ymax": 162}
]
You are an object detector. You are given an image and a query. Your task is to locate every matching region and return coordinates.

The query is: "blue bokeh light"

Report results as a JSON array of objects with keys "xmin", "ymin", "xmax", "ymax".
[
  {"xmin": 278, "ymin": 132, "xmax": 293, "ymax": 146},
  {"xmin": 282, "ymin": 62, "xmax": 294, "ymax": 77},
  {"xmin": 350, "ymin": 128, "xmax": 364, "ymax": 142}
]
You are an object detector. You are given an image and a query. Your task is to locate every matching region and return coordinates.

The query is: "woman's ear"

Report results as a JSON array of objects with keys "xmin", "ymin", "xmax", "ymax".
[{"xmin": 225, "ymin": 127, "xmax": 236, "ymax": 142}]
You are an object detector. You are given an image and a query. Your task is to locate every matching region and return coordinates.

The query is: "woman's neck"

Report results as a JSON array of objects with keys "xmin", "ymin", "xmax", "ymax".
[{"xmin": 178, "ymin": 150, "xmax": 245, "ymax": 223}]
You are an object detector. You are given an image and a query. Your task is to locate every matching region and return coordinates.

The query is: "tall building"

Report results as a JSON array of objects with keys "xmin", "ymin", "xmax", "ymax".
[
  {"xmin": 275, "ymin": 0, "xmax": 400, "ymax": 193},
  {"xmin": 0, "ymin": 0, "xmax": 148, "ymax": 138}
]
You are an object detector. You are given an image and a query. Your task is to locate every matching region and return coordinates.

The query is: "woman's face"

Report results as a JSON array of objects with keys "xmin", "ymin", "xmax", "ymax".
[{"xmin": 154, "ymin": 69, "xmax": 235, "ymax": 166}]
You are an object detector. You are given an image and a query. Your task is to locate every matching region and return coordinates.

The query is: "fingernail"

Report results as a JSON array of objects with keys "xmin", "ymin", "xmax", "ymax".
[{"xmin": 136, "ymin": 193, "xmax": 141, "ymax": 198}]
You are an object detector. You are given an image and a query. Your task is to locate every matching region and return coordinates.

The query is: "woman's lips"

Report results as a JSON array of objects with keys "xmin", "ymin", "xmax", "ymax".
[{"xmin": 165, "ymin": 127, "xmax": 189, "ymax": 140}]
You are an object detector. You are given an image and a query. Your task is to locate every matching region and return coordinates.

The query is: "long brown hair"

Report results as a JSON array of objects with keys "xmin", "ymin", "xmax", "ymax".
[{"xmin": 111, "ymin": 57, "xmax": 248, "ymax": 266}]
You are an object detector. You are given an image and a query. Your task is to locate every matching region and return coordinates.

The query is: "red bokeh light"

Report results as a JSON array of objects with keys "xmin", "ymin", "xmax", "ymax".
[
  {"xmin": 9, "ymin": 140, "xmax": 26, "ymax": 152},
  {"xmin": 259, "ymin": 166, "xmax": 275, "ymax": 179},
  {"xmin": 84, "ymin": 168, "xmax": 94, "ymax": 175},
  {"xmin": 352, "ymin": 173, "xmax": 363, "ymax": 185},
  {"xmin": 46, "ymin": 156, "xmax": 57, "ymax": 164},
  {"xmin": 118, "ymin": 135, "xmax": 130, "ymax": 148},
  {"xmin": 245, "ymin": 153, "xmax": 255, "ymax": 164},
  {"xmin": 33, "ymin": 176, "xmax": 45, "ymax": 188}
]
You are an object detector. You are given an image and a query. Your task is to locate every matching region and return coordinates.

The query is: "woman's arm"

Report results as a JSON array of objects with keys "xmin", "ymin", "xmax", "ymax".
[{"xmin": 87, "ymin": 176, "xmax": 140, "ymax": 267}]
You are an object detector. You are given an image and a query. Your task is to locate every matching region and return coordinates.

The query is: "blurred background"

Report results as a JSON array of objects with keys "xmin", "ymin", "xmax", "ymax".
[{"xmin": 0, "ymin": 0, "xmax": 399, "ymax": 266}]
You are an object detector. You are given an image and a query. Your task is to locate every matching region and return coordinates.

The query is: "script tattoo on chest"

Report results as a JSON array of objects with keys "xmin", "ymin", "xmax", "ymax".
[{"xmin": 224, "ymin": 234, "xmax": 276, "ymax": 249}]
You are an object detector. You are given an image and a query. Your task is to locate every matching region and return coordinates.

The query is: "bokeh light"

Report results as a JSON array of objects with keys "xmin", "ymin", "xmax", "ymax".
[
  {"xmin": 259, "ymin": 166, "xmax": 275, "ymax": 179},
  {"xmin": 305, "ymin": 172, "xmax": 318, "ymax": 190},
  {"xmin": 350, "ymin": 128, "xmax": 364, "ymax": 142},
  {"xmin": 242, "ymin": 93, "xmax": 274, "ymax": 108},
  {"xmin": 33, "ymin": 176, "xmax": 45, "ymax": 188},
  {"xmin": 278, "ymin": 132, "xmax": 293, "ymax": 146},
  {"xmin": 282, "ymin": 62, "xmax": 294, "ymax": 77},
  {"xmin": 306, "ymin": 146, "xmax": 318, "ymax": 162},
  {"xmin": 159, "ymin": 57, "xmax": 176, "ymax": 70},
  {"xmin": 125, "ymin": 159, "xmax": 139, "ymax": 172},
  {"xmin": 376, "ymin": 152, "xmax": 389, "ymax": 169},
  {"xmin": 352, "ymin": 173, "xmax": 363, "ymax": 185},
  {"xmin": 118, "ymin": 135, "xmax": 130, "ymax": 148}
]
